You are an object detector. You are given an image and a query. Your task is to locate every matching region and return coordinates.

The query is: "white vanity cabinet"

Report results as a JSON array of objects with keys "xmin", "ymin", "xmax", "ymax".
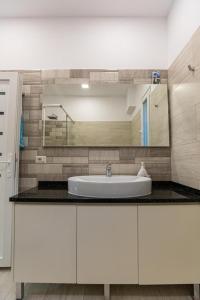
[
  {"xmin": 14, "ymin": 204, "xmax": 76, "ymax": 283},
  {"xmin": 13, "ymin": 202, "xmax": 200, "ymax": 291},
  {"xmin": 138, "ymin": 205, "xmax": 200, "ymax": 284},
  {"xmin": 77, "ymin": 205, "xmax": 138, "ymax": 284}
]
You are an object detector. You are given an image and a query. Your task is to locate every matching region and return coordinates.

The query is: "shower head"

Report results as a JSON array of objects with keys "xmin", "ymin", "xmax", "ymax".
[
  {"xmin": 188, "ymin": 65, "xmax": 195, "ymax": 72},
  {"xmin": 47, "ymin": 113, "xmax": 58, "ymax": 120}
]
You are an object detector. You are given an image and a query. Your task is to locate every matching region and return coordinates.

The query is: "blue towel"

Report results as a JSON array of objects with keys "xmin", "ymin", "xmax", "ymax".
[{"xmin": 20, "ymin": 116, "xmax": 25, "ymax": 149}]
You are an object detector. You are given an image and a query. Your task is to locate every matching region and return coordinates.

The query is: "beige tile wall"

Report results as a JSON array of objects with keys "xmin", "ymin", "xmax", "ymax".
[
  {"xmin": 45, "ymin": 121, "xmax": 132, "ymax": 146},
  {"xmin": 131, "ymin": 111, "xmax": 141, "ymax": 145},
  {"xmin": 150, "ymin": 85, "xmax": 169, "ymax": 146},
  {"xmin": 18, "ymin": 69, "xmax": 170, "ymax": 191},
  {"xmin": 169, "ymin": 27, "xmax": 200, "ymax": 189}
]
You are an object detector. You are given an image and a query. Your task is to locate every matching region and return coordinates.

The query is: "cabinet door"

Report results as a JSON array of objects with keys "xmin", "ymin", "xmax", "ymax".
[
  {"xmin": 138, "ymin": 205, "xmax": 200, "ymax": 284},
  {"xmin": 14, "ymin": 204, "xmax": 76, "ymax": 283},
  {"xmin": 77, "ymin": 205, "xmax": 138, "ymax": 284}
]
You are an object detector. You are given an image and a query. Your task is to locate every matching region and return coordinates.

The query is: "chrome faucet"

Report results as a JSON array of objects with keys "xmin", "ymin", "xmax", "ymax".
[{"xmin": 106, "ymin": 163, "xmax": 112, "ymax": 177}]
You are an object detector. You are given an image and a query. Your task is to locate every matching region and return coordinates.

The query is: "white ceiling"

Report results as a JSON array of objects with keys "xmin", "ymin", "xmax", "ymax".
[{"xmin": 0, "ymin": 0, "xmax": 174, "ymax": 18}]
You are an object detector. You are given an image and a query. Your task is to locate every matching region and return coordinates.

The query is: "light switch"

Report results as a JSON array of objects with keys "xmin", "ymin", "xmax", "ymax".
[{"xmin": 35, "ymin": 156, "xmax": 47, "ymax": 164}]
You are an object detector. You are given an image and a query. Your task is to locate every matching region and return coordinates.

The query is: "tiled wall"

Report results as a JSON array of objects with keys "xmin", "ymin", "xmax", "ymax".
[
  {"xmin": 19, "ymin": 69, "xmax": 170, "ymax": 191},
  {"xmin": 45, "ymin": 121, "xmax": 132, "ymax": 147},
  {"xmin": 45, "ymin": 121, "xmax": 69, "ymax": 146},
  {"xmin": 169, "ymin": 27, "xmax": 200, "ymax": 189},
  {"xmin": 150, "ymin": 85, "xmax": 169, "ymax": 146},
  {"xmin": 131, "ymin": 111, "xmax": 141, "ymax": 145}
]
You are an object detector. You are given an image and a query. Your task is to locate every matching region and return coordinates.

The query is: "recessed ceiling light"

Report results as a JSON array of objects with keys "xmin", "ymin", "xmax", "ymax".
[{"xmin": 81, "ymin": 83, "xmax": 89, "ymax": 89}]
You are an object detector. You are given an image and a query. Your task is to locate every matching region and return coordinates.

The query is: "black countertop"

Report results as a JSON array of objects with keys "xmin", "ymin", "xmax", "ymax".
[{"xmin": 10, "ymin": 181, "xmax": 200, "ymax": 204}]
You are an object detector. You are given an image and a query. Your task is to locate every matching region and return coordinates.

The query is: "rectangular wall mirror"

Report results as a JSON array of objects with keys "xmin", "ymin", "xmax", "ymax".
[{"xmin": 41, "ymin": 83, "xmax": 169, "ymax": 147}]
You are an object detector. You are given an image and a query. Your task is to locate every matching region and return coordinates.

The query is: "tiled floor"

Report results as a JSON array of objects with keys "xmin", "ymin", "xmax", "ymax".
[{"xmin": 0, "ymin": 269, "xmax": 193, "ymax": 300}]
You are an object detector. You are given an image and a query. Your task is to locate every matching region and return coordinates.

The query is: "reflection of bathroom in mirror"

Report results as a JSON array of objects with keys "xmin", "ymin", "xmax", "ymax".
[{"xmin": 42, "ymin": 83, "xmax": 169, "ymax": 147}]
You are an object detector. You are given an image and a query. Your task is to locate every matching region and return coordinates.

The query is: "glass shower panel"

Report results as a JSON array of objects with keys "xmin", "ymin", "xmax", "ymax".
[{"xmin": 43, "ymin": 104, "xmax": 75, "ymax": 147}]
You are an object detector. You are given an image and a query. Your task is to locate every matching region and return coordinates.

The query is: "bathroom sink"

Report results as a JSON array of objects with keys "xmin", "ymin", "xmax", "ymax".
[{"xmin": 68, "ymin": 175, "xmax": 152, "ymax": 198}]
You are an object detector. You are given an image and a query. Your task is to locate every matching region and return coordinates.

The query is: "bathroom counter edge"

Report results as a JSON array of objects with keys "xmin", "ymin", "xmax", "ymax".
[{"xmin": 9, "ymin": 181, "xmax": 200, "ymax": 204}]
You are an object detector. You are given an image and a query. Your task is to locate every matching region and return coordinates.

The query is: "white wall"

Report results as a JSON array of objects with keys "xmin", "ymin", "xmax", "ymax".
[
  {"xmin": 0, "ymin": 17, "xmax": 167, "ymax": 70},
  {"xmin": 43, "ymin": 95, "xmax": 130, "ymax": 121},
  {"xmin": 167, "ymin": 0, "xmax": 200, "ymax": 67}
]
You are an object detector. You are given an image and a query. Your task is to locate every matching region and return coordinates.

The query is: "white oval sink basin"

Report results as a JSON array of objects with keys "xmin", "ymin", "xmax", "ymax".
[{"xmin": 68, "ymin": 175, "xmax": 152, "ymax": 198}]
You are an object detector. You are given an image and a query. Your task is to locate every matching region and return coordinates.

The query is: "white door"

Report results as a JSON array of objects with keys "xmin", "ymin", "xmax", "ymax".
[{"xmin": 0, "ymin": 73, "xmax": 21, "ymax": 267}]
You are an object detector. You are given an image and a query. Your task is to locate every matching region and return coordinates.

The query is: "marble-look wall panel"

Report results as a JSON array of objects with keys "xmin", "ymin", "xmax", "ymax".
[
  {"xmin": 45, "ymin": 121, "xmax": 132, "ymax": 147},
  {"xmin": 131, "ymin": 111, "xmax": 141, "ymax": 146},
  {"xmin": 169, "ymin": 27, "xmax": 200, "ymax": 190},
  {"xmin": 14, "ymin": 69, "xmax": 170, "ymax": 191},
  {"xmin": 150, "ymin": 85, "xmax": 169, "ymax": 146}
]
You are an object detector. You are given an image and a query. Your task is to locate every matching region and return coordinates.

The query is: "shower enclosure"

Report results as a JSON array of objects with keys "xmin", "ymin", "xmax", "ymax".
[{"xmin": 42, "ymin": 104, "xmax": 75, "ymax": 147}]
